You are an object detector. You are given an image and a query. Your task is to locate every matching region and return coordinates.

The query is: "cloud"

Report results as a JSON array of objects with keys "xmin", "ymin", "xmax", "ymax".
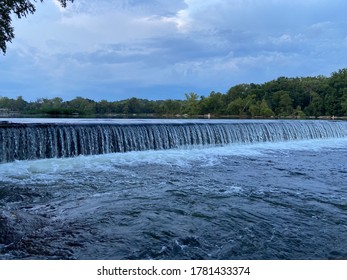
[{"xmin": 2, "ymin": 0, "xmax": 347, "ymax": 101}]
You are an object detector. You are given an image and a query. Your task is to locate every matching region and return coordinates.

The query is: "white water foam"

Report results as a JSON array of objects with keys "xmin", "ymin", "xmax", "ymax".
[{"xmin": 0, "ymin": 137, "xmax": 346, "ymax": 183}]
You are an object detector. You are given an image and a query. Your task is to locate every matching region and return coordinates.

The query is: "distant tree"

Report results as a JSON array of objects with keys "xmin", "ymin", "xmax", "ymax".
[
  {"xmin": 278, "ymin": 93, "xmax": 293, "ymax": 116},
  {"xmin": 324, "ymin": 92, "xmax": 341, "ymax": 116},
  {"xmin": 199, "ymin": 91, "xmax": 226, "ymax": 115},
  {"xmin": 0, "ymin": 0, "xmax": 73, "ymax": 54},
  {"xmin": 258, "ymin": 99, "xmax": 274, "ymax": 117},
  {"xmin": 226, "ymin": 94, "xmax": 256, "ymax": 117},
  {"xmin": 329, "ymin": 69, "xmax": 347, "ymax": 91},
  {"xmin": 36, "ymin": 97, "xmax": 68, "ymax": 114},
  {"xmin": 124, "ymin": 97, "xmax": 141, "ymax": 114},
  {"xmin": 183, "ymin": 92, "xmax": 199, "ymax": 115},
  {"xmin": 226, "ymin": 98, "xmax": 244, "ymax": 116},
  {"xmin": 96, "ymin": 99, "xmax": 111, "ymax": 114},
  {"xmin": 0, "ymin": 96, "xmax": 12, "ymax": 109},
  {"xmin": 161, "ymin": 99, "xmax": 182, "ymax": 115},
  {"xmin": 1, "ymin": 68, "xmax": 347, "ymax": 117},
  {"xmin": 68, "ymin": 97, "xmax": 96, "ymax": 115},
  {"xmin": 226, "ymin": 84, "xmax": 250, "ymax": 103},
  {"xmin": 304, "ymin": 92, "xmax": 323, "ymax": 117},
  {"xmin": 14, "ymin": 95, "xmax": 27, "ymax": 111},
  {"xmin": 341, "ymin": 91, "xmax": 347, "ymax": 115},
  {"xmin": 294, "ymin": 106, "xmax": 305, "ymax": 118},
  {"xmin": 271, "ymin": 91, "xmax": 293, "ymax": 116}
]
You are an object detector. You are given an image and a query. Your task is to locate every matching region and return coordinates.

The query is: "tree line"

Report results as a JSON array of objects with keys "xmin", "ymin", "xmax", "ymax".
[{"xmin": 1, "ymin": 68, "xmax": 347, "ymax": 118}]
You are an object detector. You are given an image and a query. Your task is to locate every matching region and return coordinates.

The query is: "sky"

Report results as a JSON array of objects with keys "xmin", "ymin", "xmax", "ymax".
[{"xmin": 1, "ymin": 0, "xmax": 347, "ymax": 101}]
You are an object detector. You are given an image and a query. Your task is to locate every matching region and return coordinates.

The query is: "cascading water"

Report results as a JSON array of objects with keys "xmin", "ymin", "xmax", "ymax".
[
  {"xmin": 1, "ymin": 119, "xmax": 347, "ymax": 260},
  {"xmin": 0, "ymin": 120, "xmax": 346, "ymax": 163}
]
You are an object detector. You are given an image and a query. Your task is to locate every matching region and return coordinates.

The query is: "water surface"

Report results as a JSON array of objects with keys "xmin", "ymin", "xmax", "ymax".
[{"xmin": 0, "ymin": 120, "xmax": 346, "ymax": 260}]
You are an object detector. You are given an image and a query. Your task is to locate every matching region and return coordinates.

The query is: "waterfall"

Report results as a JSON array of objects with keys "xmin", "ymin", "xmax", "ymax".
[{"xmin": 1, "ymin": 120, "xmax": 346, "ymax": 163}]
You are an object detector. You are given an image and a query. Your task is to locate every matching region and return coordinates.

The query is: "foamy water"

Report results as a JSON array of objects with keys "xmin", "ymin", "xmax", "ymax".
[{"xmin": 0, "ymin": 120, "xmax": 346, "ymax": 260}]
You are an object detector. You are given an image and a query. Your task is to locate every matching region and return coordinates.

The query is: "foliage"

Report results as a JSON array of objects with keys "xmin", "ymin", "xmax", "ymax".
[
  {"xmin": 1, "ymin": 69, "xmax": 347, "ymax": 118},
  {"xmin": 0, "ymin": 0, "xmax": 73, "ymax": 54}
]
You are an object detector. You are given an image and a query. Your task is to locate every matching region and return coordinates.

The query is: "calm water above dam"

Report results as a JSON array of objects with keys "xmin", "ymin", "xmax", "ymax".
[{"xmin": 0, "ymin": 119, "xmax": 346, "ymax": 259}]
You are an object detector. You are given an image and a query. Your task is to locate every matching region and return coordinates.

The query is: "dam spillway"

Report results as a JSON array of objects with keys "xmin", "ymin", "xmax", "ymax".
[
  {"xmin": 1, "ymin": 119, "xmax": 347, "ymax": 260},
  {"xmin": 0, "ymin": 119, "xmax": 346, "ymax": 163}
]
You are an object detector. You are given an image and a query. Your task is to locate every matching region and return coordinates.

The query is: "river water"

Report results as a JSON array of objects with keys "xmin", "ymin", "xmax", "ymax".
[{"xmin": 0, "ymin": 120, "xmax": 347, "ymax": 260}]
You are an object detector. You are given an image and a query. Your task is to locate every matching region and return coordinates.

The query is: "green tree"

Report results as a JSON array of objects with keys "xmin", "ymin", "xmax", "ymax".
[
  {"xmin": 226, "ymin": 98, "xmax": 245, "ymax": 116},
  {"xmin": 14, "ymin": 95, "xmax": 27, "ymax": 111},
  {"xmin": 325, "ymin": 68, "xmax": 347, "ymax": 116},
  {"xmin": 124, "ymin": 97, "xmax": 141, "ymax": 114},
  {"xmin": 68, "ymin": 97, "xmax": 96, "ymax": 115},
  {"xmin": 329, "ymin": 69, "xmax": 347, "ymax": 92},
  {"xmin": 96, "ymin": 99, "xmax": 111, "ymax": 114},
  {"xmin": 227, "ymin": 94, "xmax": 257, "ymax": 117},
  {"xmin": 199, "ymin": 91, "xmax": 225, "ymax": 115},
  {"xmin": 249, "ymin": 99, "xmax": 274, "ymax": 117},
  {"xmin": 226, "ymin": 84, "xmax": 250, "ymax": 103},
  {"xmin": 1, "ymin": 0, "xmax": 73, "ymax": 54},
  {"xmin": 272, "ymin": 91, "xmax": 293, "ymax": 116},
  {"xmin": 294, "ymin": 106, "xmax": 305, "ymax": 118},
  {"xmin": 161, "ymin": 99, "xmax": 182, "ymax": 115},
  {"xmin": 278, "ymin": 93, "xmax": 293, "ymax": 116},
  {"xmin": 341, "ymin": 91, "xmax": 347, "ymax": 115},
  {"xmin": 183, "ymin": 92, "xmax": 199, "ymax": 115},
  {"xmin": 248, "ymin": 102, "xmax": 260, "ymax": 117},
  {"xmin": 0, "ymin": 96, "xmax": 12, "ymax": 109},
  {"xmin": 259, "ymin": 99, "xmax": 274, "ymax": 117},
  {"xmin": 1, "ymin": 68, "xmax": 346, "ymax": 117},
  {"xmin": 37, "ymin": 97, "xmax": 67, "ymax": 114},
  {"xmin": 324, "ymin": 92, "xmax": 340, "ymax": 116},
  {"xmin": 304, "ymin": 92, "xmax": 323, "ymax": 117}
]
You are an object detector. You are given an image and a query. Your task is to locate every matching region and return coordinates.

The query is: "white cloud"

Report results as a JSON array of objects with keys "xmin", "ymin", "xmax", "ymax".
[
  {"xmin": 3, "ymin": 0, "xmax": 347, "ymax": 101},
  {"xmin": 160, "ymin": 9, "xmax": 191, "ymax": 32}
]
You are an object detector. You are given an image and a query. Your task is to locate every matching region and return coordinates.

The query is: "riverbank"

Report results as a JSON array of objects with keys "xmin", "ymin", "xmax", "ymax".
[{"xmin": 1, "ymin": 112, "xmax": 347, "ymax": 120}]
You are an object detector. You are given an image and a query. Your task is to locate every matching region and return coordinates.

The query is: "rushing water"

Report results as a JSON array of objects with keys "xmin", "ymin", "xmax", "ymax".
[
  {"xmin": 1, "ymin": 119, "xmax": 346, "ymax": 163},
  {"xmin": 0, "ymin": 119, "xmax": 347, "ymax": 260}
]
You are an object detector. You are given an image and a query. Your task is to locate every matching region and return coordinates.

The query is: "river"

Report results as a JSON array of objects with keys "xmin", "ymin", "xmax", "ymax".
[{"xmin": 0, "ymin": 119, "xmax": 346, "ymax": 259}]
